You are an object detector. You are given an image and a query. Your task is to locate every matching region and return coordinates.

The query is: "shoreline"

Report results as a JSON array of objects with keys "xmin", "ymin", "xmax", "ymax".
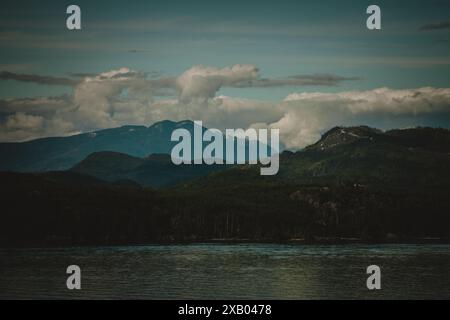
[{"xmin": 1, "ymin": 237, "xmax": 450, "ymax": 249}]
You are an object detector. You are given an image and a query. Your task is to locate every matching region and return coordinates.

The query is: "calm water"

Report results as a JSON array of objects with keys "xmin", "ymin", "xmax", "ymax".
[{"xmin": 0, "ymin": 244, "xmax": 449, "ymax": 299}]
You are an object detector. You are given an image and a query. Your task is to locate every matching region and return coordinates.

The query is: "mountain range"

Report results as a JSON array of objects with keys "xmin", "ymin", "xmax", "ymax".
[
  {"xmin": 1, "ymin": 122, "xmax": 450, "ymax": 245},
  {"xmin": 187, "ymin": 125, "xmax": 450, "ymax": 191},
  {"xmin": 2, "ymin": 122, "xmax": 450, "ymax": 189},
  {"xmin": 0, "ymin": 119, "xmax": 272, "ymax": 173},
  {"xmin": 0, "ymin": 120, "xmax": 195, "ymax": 172}
]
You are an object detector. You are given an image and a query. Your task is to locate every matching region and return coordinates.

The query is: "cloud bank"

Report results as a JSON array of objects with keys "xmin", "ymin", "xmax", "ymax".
[
  {"xmin": 419, "ymin": 21, "xmax": 450, "ymax": 31},
  {"xmin": 1, "ymin": 65, "xmax": 449, "ymax": 149},
  {"xmin": 0, "ymin": 71, "xmax": 78, "ymax": 86}
]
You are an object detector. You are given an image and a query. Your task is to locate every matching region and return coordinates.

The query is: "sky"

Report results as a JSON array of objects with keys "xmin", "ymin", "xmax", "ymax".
[{"xmin": 0, "ymin": 0, "xmax": 449, "ymax": 148}]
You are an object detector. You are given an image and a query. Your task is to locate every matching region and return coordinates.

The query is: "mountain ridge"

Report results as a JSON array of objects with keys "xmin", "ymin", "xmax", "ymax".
[
  {"xmin": 0, "ymin": 118, "xmax": 274, "ymax": 172},
  {"xmin": 61, "ymin": 125, "xmax": 450, "ymax": 191},
  {"xmin": 70, "ymin": 150, "xmax": 228, "ymax": 188},
  {"xmin": 306, "ymin": 125, "xmax": 450, "ymax": 153},
  {"xmin": 0, "ymin": 120, "xmax": 195, "ymax": 172},
  {"xmin": 180, "ymin": 125, "xmax": 450, "ymax": 191}
]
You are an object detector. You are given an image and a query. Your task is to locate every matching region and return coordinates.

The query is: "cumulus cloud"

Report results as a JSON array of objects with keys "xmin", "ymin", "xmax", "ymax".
[
  {"xmin": 0, "ymin": 96, "xmax": 72, "ymax": 116},
  {"xmin": 0, "ymin": 111, "xmax": 76, "ymax": 142},
  {"xmin": 150, "ymin": 96, "xmax": 281, "ymax": 131},
  {"xmin": 1, "ymin": 65, "xmax": 450, "ymax": 149},
  {"xmin": 266, "ymin": 87, "xmax": 450, "ymax": 148},
  {"xmin": 174, "ymin": 65, "xmax": 357, "ymax": 103},
  {"xmin": 71, "ymin": 68, "xmax": 154, "ymax": 130},
  {"xmin": 176, "ymin": 64, "xmax": 259, "ymax": 103},
  {"xmin": 5, "ymin": 112, "xmax": 44, "ymax": 130}
]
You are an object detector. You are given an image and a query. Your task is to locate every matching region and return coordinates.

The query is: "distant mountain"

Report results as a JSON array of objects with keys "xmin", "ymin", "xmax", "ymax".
[
  {"xmin": 306, "ymin": 126, "xmax": 383, "ymax": 151},
  {"xmin": 71, "ymin": 151, "xmax": 227, "ymax": 188},
  {"xmin": 0, "ymin": 120, "xmax": 196, "ymax": 172},
  {"xmin": 0, "ymin": 119, "xmax": 274, "ymax": 172},
  {"xmin": 307, "ymin": 125, "xmax": 450, "ymax": 153},
  {"xmin": 64, "ymin": 125, "xmax": 450, "ymax": 190},
  {"xmin": 184, "ymin": 126, "xmax": 450, "ymax": 191}
]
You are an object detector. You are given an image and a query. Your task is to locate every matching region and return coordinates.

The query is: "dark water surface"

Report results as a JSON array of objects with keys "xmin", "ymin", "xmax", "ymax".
[{"xmin": 0, "ymin": 244, "xmax": 449, "ymax": 299}]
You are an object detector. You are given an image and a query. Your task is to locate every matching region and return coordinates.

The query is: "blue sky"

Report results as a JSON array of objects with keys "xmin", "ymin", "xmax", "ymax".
[
  {"xmin": 0, "ymin": 0, "xmax": 449, "ymax": 145},
  {"xmin": 1, "ymin": 0, "xmax": 449, "ymax": 99}
]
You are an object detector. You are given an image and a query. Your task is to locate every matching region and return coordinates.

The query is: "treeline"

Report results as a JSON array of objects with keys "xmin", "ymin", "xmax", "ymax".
[{"xmin": 0, "ymin": 172, "xmax": 449, "ymax": 247}]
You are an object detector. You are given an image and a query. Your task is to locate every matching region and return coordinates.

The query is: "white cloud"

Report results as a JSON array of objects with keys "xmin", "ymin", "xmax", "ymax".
[
  {"xmin": 284, "ymin": 87, "xmax": 450, "ymax": 114},
  {"xmin": 0, "ymin": 112, "xmax": 78, "ymax": 142},
  {"xmin": 176, "ymin": 64, "xmax": 259, "ymax": 103},
  {"xmin": 270, "ymin": 87, "xmax": 450, "ymax": 148},
  {"xmin": 0, "ymin": 66, "xmax": 450, "ymax": 149},
  {"xmin": 5, "ymin": 112, "xmax": 44, "ymax": 130}
]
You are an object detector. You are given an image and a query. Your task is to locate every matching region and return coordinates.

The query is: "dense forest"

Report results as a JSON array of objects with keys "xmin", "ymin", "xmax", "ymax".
[{"xmin": 0, "ymin": 171, "xmax": 449, "ymax": 247}]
